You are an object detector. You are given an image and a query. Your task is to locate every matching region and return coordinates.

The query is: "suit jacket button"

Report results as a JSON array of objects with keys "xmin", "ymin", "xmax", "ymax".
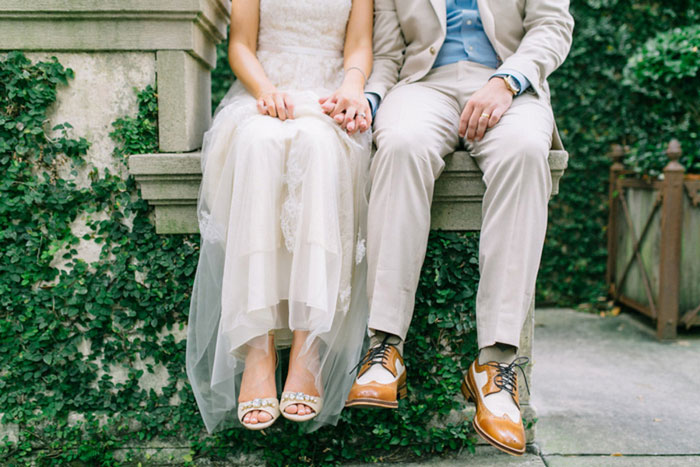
[{"xmin": 429, "ymin": 46, "xmax": 436, "ymax": 54}]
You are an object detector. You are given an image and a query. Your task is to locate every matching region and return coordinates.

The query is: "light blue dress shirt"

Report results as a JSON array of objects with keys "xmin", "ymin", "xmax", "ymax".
[
  {"xmin": 434, "ymin": 0, "xmax": 500, "ymax": 69},
  {"xmin": 434, "ymin": 0, "xmax": 530, "ymax": 94},
  {"xmin": 366, "ymin": 0, "xmax": 530, "ymax": 116}
]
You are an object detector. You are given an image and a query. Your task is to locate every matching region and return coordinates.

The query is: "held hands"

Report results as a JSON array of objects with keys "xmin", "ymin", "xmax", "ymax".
[
  {"xmin": 256, "ymin": 86, "xmax": 371, "ymax": 134},
  {"xmin": 257, "ymin": 89, "xmax": 295, "ymax": 120},
  {"xmin": 318, "ymin": 85, "xmax": 372, "ymax": 135},
  {"xmin": 460, "ymin": 77, "xmax": 514, "ymax": 142}
]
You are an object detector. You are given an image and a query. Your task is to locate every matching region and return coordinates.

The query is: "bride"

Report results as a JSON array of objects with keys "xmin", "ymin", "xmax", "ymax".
[{"xmin": 186, "ymin": 0, "xmax": 373, "ymax": 432}]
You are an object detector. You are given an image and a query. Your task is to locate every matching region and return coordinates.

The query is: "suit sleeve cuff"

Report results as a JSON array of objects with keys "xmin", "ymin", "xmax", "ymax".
[{"xmin": 365, "ymin": 92, "xmax": 381, "ymax": 118}]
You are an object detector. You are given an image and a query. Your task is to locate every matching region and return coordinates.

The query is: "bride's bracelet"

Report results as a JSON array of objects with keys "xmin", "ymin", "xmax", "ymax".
[{"xmin": 345, "ymin": 66, "xmax": 367, "ymax": 84}]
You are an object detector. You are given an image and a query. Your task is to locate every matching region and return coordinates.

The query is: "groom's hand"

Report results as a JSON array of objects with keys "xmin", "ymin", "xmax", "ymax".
[{"xmin": 460, "ymin": 77, "xmax": 514, "ymax": 142}]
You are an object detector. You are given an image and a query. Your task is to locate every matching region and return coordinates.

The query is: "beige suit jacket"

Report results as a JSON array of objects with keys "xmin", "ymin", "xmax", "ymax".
[{"xmin": 366, "ymin": 0, "xmax": 574, "ymax": 149}]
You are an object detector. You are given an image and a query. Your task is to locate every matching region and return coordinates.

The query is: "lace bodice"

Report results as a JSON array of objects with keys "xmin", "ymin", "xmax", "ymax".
[{"xmin": 256, "ymin": 0, "xmax": 352, "ymax": 91}]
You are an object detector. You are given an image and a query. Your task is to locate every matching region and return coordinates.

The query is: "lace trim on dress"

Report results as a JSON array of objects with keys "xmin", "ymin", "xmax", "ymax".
[
  {"xmin": 355, "ymin": 237, "xmax": 366, "ymax": 265},
  {"xmin": 339, "ymin": 286, "xmax": 352, "ymax": 314},
  {"xmin": 281, "ymin": 141, "xmax": 304, "ymax": 252},
  {"xmin": 199, "ymin": 212, "xmax": 226, "ymax": 244}
]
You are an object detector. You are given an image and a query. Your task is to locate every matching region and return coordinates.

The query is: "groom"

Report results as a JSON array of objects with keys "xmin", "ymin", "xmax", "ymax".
[{"xmin": 342, "ymin": 0, "xmax": 573, "ymax": 456}]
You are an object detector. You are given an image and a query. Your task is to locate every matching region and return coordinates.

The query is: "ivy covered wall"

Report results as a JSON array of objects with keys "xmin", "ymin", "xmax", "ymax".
[{"xmin": 0, "ymin": 52, "xmax": 481, "ymax": 465}]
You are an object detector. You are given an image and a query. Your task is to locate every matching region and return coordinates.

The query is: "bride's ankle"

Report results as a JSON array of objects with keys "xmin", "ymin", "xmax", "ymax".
[
  {"xmin": 238, "ymin": 335, "xmax": 278, "ymax": 403},
  {"xmin": 289, "ymin": 330, "xmax": 310, "ymax": 353},
  {"xmin": 282, "ymin": 330, "xmax": 319, "ymax": 395},
  {"xmin": 244, "ymin": 333, "xmax": 276, "ymax": 362}
]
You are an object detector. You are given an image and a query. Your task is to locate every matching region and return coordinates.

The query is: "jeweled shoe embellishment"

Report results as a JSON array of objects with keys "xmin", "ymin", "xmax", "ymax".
[
  {"xmin": 281, "ymin": 392, "xmax": 320, "ymax": 404},
  {"xmin": 279, "ymin": 391, "xmax": 324, "ymax": 422}
]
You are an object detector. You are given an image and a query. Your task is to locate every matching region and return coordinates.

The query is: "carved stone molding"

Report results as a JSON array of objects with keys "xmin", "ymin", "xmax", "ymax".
[{"xmin": 0, "ymin": 0, "xmax": 230, "ymax": 68}]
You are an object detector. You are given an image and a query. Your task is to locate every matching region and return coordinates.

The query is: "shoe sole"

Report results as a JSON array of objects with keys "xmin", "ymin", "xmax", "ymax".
[
  {"xmin": 241, "ymin": 418, "xmax": 277, "ymax": 431},
  {"xmin": 461, "ymin": 377, "xmax": 526, "ymax": 457},
  {"xmin": 281, "ymin": 412, "xmax": 318, "ymax": 422},
  {"xmin": 345, "ymin": 383, "xmax": 407, "ymax": 409}
]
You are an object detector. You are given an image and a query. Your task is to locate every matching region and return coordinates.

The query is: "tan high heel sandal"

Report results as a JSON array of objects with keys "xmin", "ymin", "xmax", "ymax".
[
  {"xmin": 238, "ymin": 333, "xmax": 280, "ymax": 430},
  {"xmin": 238, "ymin": 397, "xmax": 281, "ymax": 430}
]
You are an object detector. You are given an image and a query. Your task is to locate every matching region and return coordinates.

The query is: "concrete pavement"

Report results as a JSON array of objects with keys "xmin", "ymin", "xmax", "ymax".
[{"xmin": 531, "ymin": 308, "xmax": 700, "ymax": 466}]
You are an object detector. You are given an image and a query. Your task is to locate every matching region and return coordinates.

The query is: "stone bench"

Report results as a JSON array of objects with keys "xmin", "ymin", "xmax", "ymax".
[{"xmin": 129, "ymin": 149, "xmax": 568, "ymax": 232}]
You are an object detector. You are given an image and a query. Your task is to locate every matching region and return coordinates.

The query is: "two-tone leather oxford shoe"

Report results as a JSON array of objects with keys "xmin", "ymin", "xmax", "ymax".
[
  {"xmin": 461, "ymin": 357, "xmax": 530, "ymax": 456},
  {"xmin": 345, "ymin": 337, "xmax": 407, "ymax": 409}
]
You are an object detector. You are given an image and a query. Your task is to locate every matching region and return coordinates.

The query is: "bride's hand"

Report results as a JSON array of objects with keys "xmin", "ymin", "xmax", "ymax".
[
  {"xmin": 257, "ymin": 89, "xmax": 295, "ymax": 121},
  {"xmin": 319, "ymin": 87, "xmax": 372, "ymax": 135}
]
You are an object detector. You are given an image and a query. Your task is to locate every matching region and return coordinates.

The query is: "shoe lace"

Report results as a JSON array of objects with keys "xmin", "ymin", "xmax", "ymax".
[
  {"xmin": 486, "ymin": 356, "xmax": 530, "ymax": 397},
  {"xmin": 350, "ymin": 335, "xmax": 393, "ymax": 375}
]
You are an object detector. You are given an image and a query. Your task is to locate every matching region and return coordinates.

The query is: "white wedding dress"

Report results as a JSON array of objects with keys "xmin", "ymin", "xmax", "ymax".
[{"xmin": 186, "ymin": 0, "xmax": 371, "ymax": 433}]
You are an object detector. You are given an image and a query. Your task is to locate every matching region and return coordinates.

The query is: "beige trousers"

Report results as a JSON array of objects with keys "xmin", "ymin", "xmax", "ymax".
[{"xmin": 367, "ymin": 61, "xmax": 554, "ymax": 349}]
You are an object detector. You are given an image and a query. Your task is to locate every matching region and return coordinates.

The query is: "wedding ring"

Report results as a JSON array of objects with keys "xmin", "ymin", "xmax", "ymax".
[
  {"xmin": 480, "ymin": 113, "xmax": 490, "ymax": 119},
  {"xmin": 358, "ymin": 112, "xmax": 367, "ymax": 118}
]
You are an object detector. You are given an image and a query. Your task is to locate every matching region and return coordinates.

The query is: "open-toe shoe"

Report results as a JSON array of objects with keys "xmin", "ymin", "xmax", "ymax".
[
  {"xmin": 238, "ymin": 398, "xmax": 280, "ymax": 430},
  {"xmin": 279, "ymin": 392, "xmax": 323, "ymax": 422}
]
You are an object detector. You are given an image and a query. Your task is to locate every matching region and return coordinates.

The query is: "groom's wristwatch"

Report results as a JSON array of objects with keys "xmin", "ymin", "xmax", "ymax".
[{"xmin": 498, "ymin": 74, "xmax": 520, "ymax": 96}]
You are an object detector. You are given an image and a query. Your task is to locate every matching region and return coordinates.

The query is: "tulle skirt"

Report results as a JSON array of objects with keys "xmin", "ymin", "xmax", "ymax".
[{"xmin": 186, "ymin": 81, "xmax": 371, "ymax": 433}]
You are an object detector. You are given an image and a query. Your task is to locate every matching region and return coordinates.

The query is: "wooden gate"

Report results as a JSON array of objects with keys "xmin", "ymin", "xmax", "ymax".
[{"xmin": 607, "ymin": 140, "xmax": 700, "ymax": 339}]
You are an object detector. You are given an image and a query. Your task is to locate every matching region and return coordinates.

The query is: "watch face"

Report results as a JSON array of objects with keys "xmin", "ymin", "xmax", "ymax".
[{"xmin": 507, "ymin": 76, "xmax": 520, "ymax": 93}]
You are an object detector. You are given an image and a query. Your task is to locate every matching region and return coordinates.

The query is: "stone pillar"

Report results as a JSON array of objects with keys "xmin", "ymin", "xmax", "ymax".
[
  {"xmin": 0, "ymin": 0, "xmax": 231, "ymax": 155},
  {"xmin": 1, "ymin": 0, "xmax": 230, "ymax": 232},
  {"xmin": 519, "ymin": 297, "xmax": 538, "ymax": 441}
]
